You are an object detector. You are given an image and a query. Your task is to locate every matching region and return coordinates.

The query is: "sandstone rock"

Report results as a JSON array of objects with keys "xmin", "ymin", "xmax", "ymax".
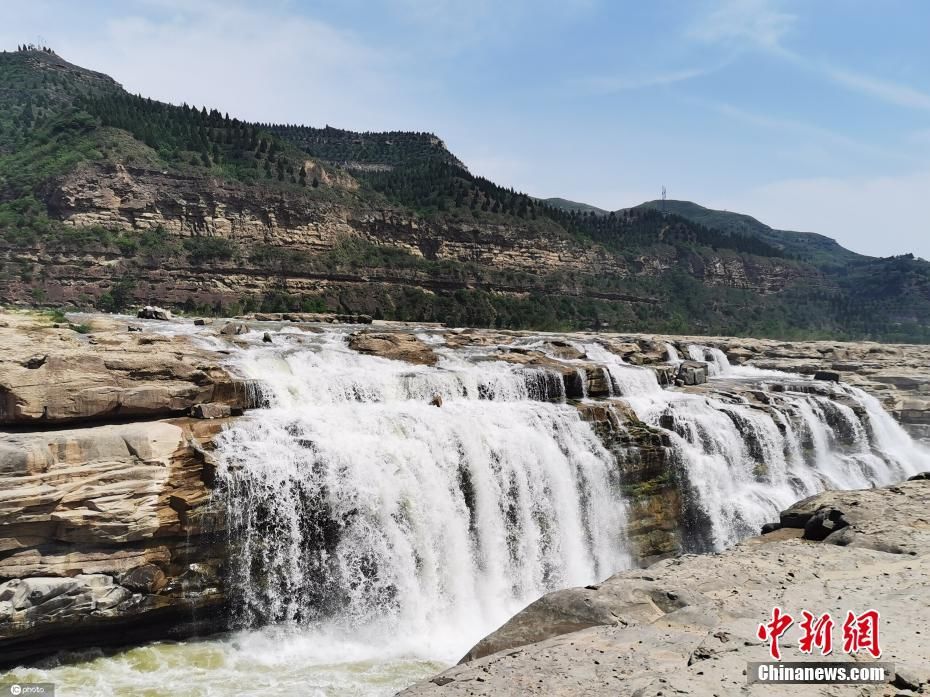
[
  {"xmin": 220, "ymin": 322, "xmax": 248, "ymax": 336},
  {"xmin": 0, "ymin": 313, "xmax": 251, "ymax": 425},
  {"xmin": 348, "ymin": 331, "xmax": 437, "ymax": 366},
  {"xmin": 137, "ymin": 306, "xmax": 172, "ymax": 320},
  {"xmin": 676, "ymin": 360, "xmax": 707, "ymax": 386},
  {"xmin": 191, "ymin": 402, "xmax": 232, "ymax": 419},
  {"xmin": 0, "ymin": 416, "xmax": 228, "ymax": 666}
]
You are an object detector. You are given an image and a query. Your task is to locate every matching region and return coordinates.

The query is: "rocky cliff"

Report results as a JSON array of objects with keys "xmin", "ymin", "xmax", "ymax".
[
  {"xmin": 0, "ymin": 159, "xmax": 813, "ymax": 318},
  {"xmin": 2, "ymin": 313, "xmax": 929, "ymax": 668}
]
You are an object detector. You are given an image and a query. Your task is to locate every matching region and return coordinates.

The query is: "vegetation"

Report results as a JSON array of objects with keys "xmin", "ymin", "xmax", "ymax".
[{"xmin": 0, "ymin": 47, "xmax": 928, "ymax": 342}]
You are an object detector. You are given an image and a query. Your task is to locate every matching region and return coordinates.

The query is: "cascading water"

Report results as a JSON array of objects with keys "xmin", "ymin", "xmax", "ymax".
[
  {"xmin": 11, "ymin": 323, "xmax": 927, "ymax": 697},
  {"xmin": 213, "ymin": 330, "xmax": 629, "ymax": 662},
  {"xmin": 587, "ymin": 341, "xmax": 926, "ymax": 549}
]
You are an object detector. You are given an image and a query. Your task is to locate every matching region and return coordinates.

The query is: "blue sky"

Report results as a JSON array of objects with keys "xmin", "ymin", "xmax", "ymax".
[{"xmin": 4, "ymin": 0, "xmax": 930, "ymax": 257}]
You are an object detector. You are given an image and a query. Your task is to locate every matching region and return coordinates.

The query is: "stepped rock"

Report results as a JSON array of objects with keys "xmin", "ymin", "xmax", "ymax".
[{"xmin": 0, "ymin": 313, "xmax": 252, "ymax": 425}]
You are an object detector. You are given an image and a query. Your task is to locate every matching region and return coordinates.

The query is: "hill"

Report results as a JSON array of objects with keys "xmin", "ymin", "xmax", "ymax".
[
  {"xmin": 539, "ymin": 197, "xmax": 608, "ymax": 215},
  {"xmin": 631, "ymin": 199, "xmax": 864, "ymax": 267},
  {"xmin": 0, "ymin": 46, "xmax": 928, "ymax": 342}
]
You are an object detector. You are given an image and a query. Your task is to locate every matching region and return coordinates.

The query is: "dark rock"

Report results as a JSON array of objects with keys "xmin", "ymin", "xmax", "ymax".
[
  {"xmin": 21, "ymin": 354, "xmax": 47, "ymax": 369},
  {"xmin": 119, "ymin": 564, "xmax": 167, "ymax": 594},
  {"xmin": 127, "ymin": 324, "xmax": 143, "ymax": 332},
  {"xmin": 908, "ymin": 472, "xmax": 930, "ymax": 481},
  {"xmin": 802, "ymin": 506, "xmax": 850, "ymax": 541},
  {"xmin": 814, "ymin": 370, "xmax": 841, "ymax": 383},
  {"xmin": 262, "ymin": 332, "xmax": 273, "ymax": 343},
  {"xmin": 760, "ymin": 522, "xmax": 781, "ymax": 535},
  {"xmin": 193, "ymin": 318, "xmax": 207, "ymax": 326}
]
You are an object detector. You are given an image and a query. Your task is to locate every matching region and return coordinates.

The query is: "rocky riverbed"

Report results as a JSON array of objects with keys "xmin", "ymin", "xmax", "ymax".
[
  {"xmin": 1, "ymin": 309, "xmax": 929, "ymax": 673},
  {"xmin": 399, "ymin": 478, "xmax": 930, "ymax": 697}
]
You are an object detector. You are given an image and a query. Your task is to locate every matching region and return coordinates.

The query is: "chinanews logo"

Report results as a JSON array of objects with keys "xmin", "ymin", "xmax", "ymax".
[
  {"xmin": 749, "ymin": 607, "xmax": 892, "ymax": 685},
  {"xmin": 756, "ymin": 607, "xmax": 882, "ymax": 659}
]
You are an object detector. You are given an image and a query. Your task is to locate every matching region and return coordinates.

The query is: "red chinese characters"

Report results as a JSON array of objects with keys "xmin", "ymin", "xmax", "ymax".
[
  {"xmin": 798, "ymin": 611, "xmax": 834, "ymax": 655},
  {"xmin": 758, "ymin": 607, "xmax": 882, "ymax": 660},
  {"xmin": 842, "ymin": 610, "xmax": 881, "ymax": 658},
  {"xmin": 757, "ymin": 607, "xmax": 794, "ymax": 660}
]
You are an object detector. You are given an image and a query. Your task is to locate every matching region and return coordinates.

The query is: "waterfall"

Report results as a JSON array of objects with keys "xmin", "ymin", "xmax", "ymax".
[
  {"xmin": 578, "ymin": 342, "xmax": 925, "ymax": 549},
  {"xmin": 213, "ymin": 330, "xmax": 628, "ymax": 658},
  {"xmin": 209, "ymin": 327, "xmax": 927, "ymax": 666},
  {"xmin": 687, "ymin": 344, "xmax": 731, "ymax": 376}
]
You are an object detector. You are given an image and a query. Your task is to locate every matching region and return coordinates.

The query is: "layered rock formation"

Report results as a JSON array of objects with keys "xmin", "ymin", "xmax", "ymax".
[
  {"xmin": 0, "ymin": 156, "xmax": 815, "ymax": 315},
  {"xmin": 400, "ymin": 478, "xmax": 930, "ymax": 697},
  {"xmin": 1, "ymin": 313, "xmax": 928, "ymax": 669},
  {"xmin": 0, "ymin": 313, "xmax": 256, "ymax": 426},
  {"xmin": 0, "ymin": 312, "xmax": 244, "ymax": 665}
]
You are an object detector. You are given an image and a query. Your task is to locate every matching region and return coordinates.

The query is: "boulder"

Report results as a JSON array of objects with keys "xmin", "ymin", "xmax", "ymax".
[
  {"xmin": 137, "ymin": 306, "xmax": 172, "ymax": 320},
  {"xmin": 676, "ymin": 361, "xmax": 707, "ymax": 386},
  {"xmin": 348, "ymin": 331, "xmax": 438, "ymax": 366},
  {"xmin": 220, "ymin": 322, "xmax": 249, "ymax": 336},
  {"xmin": 119, "ymin": 564, "xmax": 167, "ymax": 593}
]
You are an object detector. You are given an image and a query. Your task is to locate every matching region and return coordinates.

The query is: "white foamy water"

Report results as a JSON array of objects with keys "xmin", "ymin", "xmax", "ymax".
[
  {"xmin": 4, "ymin": 326, "xmax": 927, "ymax": 697},
  {"xmin": 587, "ymin": 341, "xmax": 926, "ymax": 549},
  {"xmin": 210, "ymin": 329, "xmax": 628, "ymax": 693}
]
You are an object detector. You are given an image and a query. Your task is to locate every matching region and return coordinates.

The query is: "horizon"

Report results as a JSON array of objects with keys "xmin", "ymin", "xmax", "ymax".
[{"xmin": 3, "ymin": 0, "xmax": 930, "ymax": 258}]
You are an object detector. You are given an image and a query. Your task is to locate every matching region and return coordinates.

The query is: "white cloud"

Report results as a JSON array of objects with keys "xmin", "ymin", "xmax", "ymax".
[
  {"xmin": 8, "ymin": 0, "xmax": 427, "ymax": 132},
  {"xmin": 688, "ymin": 0, "xmax": 795, "ymax": 50},
  {"xmin": 819, "ymin": 65, "xmax": 930, "ymax": 113},
  {"xmin": 580, "ymin": 64, "xmax": 723, "ymax": 94},
  {"xmin": 715, "ymin": 170, "xmax": 930, "ymax": 258}
]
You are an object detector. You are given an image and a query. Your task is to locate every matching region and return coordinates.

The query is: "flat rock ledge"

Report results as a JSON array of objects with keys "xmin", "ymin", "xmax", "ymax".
[{"xmin": 399, "ymin": 479, "xmax": 930, "ymax": 697}]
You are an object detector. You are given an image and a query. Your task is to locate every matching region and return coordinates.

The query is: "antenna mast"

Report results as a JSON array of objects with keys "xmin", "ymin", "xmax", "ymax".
[{"xmin": 661, "ymin": 185, "xmax": 667, "ymax": 215}]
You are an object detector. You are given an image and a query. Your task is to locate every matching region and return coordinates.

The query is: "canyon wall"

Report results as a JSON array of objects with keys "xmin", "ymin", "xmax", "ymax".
[{"xmin": 0, "ymin": 163, "xmax": 814, "ymax": 312}]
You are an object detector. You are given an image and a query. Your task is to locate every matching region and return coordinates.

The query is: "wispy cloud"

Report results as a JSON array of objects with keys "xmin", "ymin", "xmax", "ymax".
[
  {"xmin": 689, "ymin": 0, "xmax": 930, "ymax": 113},
  {"xmin": 819, "ymin": 65, "xmax": 930, "ymax": 112},
  {"xmin": 579, "ymin": 64, "xmax": 722, "ymax": 94},
  {"xmin": 688, "ymin": 0, "xmax": 795, "ymax": 50},
  {"xmin": 705, "ymin": 100, "xmax": 914, "ymax": 164}
]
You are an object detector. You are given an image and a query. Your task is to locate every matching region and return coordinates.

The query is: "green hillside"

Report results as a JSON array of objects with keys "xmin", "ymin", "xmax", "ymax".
[
  {"xmin": 632, "ymin": 200, "xmax": 864, "ymax": 266},
  {"xmin": 539, "ymin": 197, "xmax": 609, "ymax": 215},
  {"xmin": 0, "ymin": 46, "xmax": 928, "ymax": 341}
]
